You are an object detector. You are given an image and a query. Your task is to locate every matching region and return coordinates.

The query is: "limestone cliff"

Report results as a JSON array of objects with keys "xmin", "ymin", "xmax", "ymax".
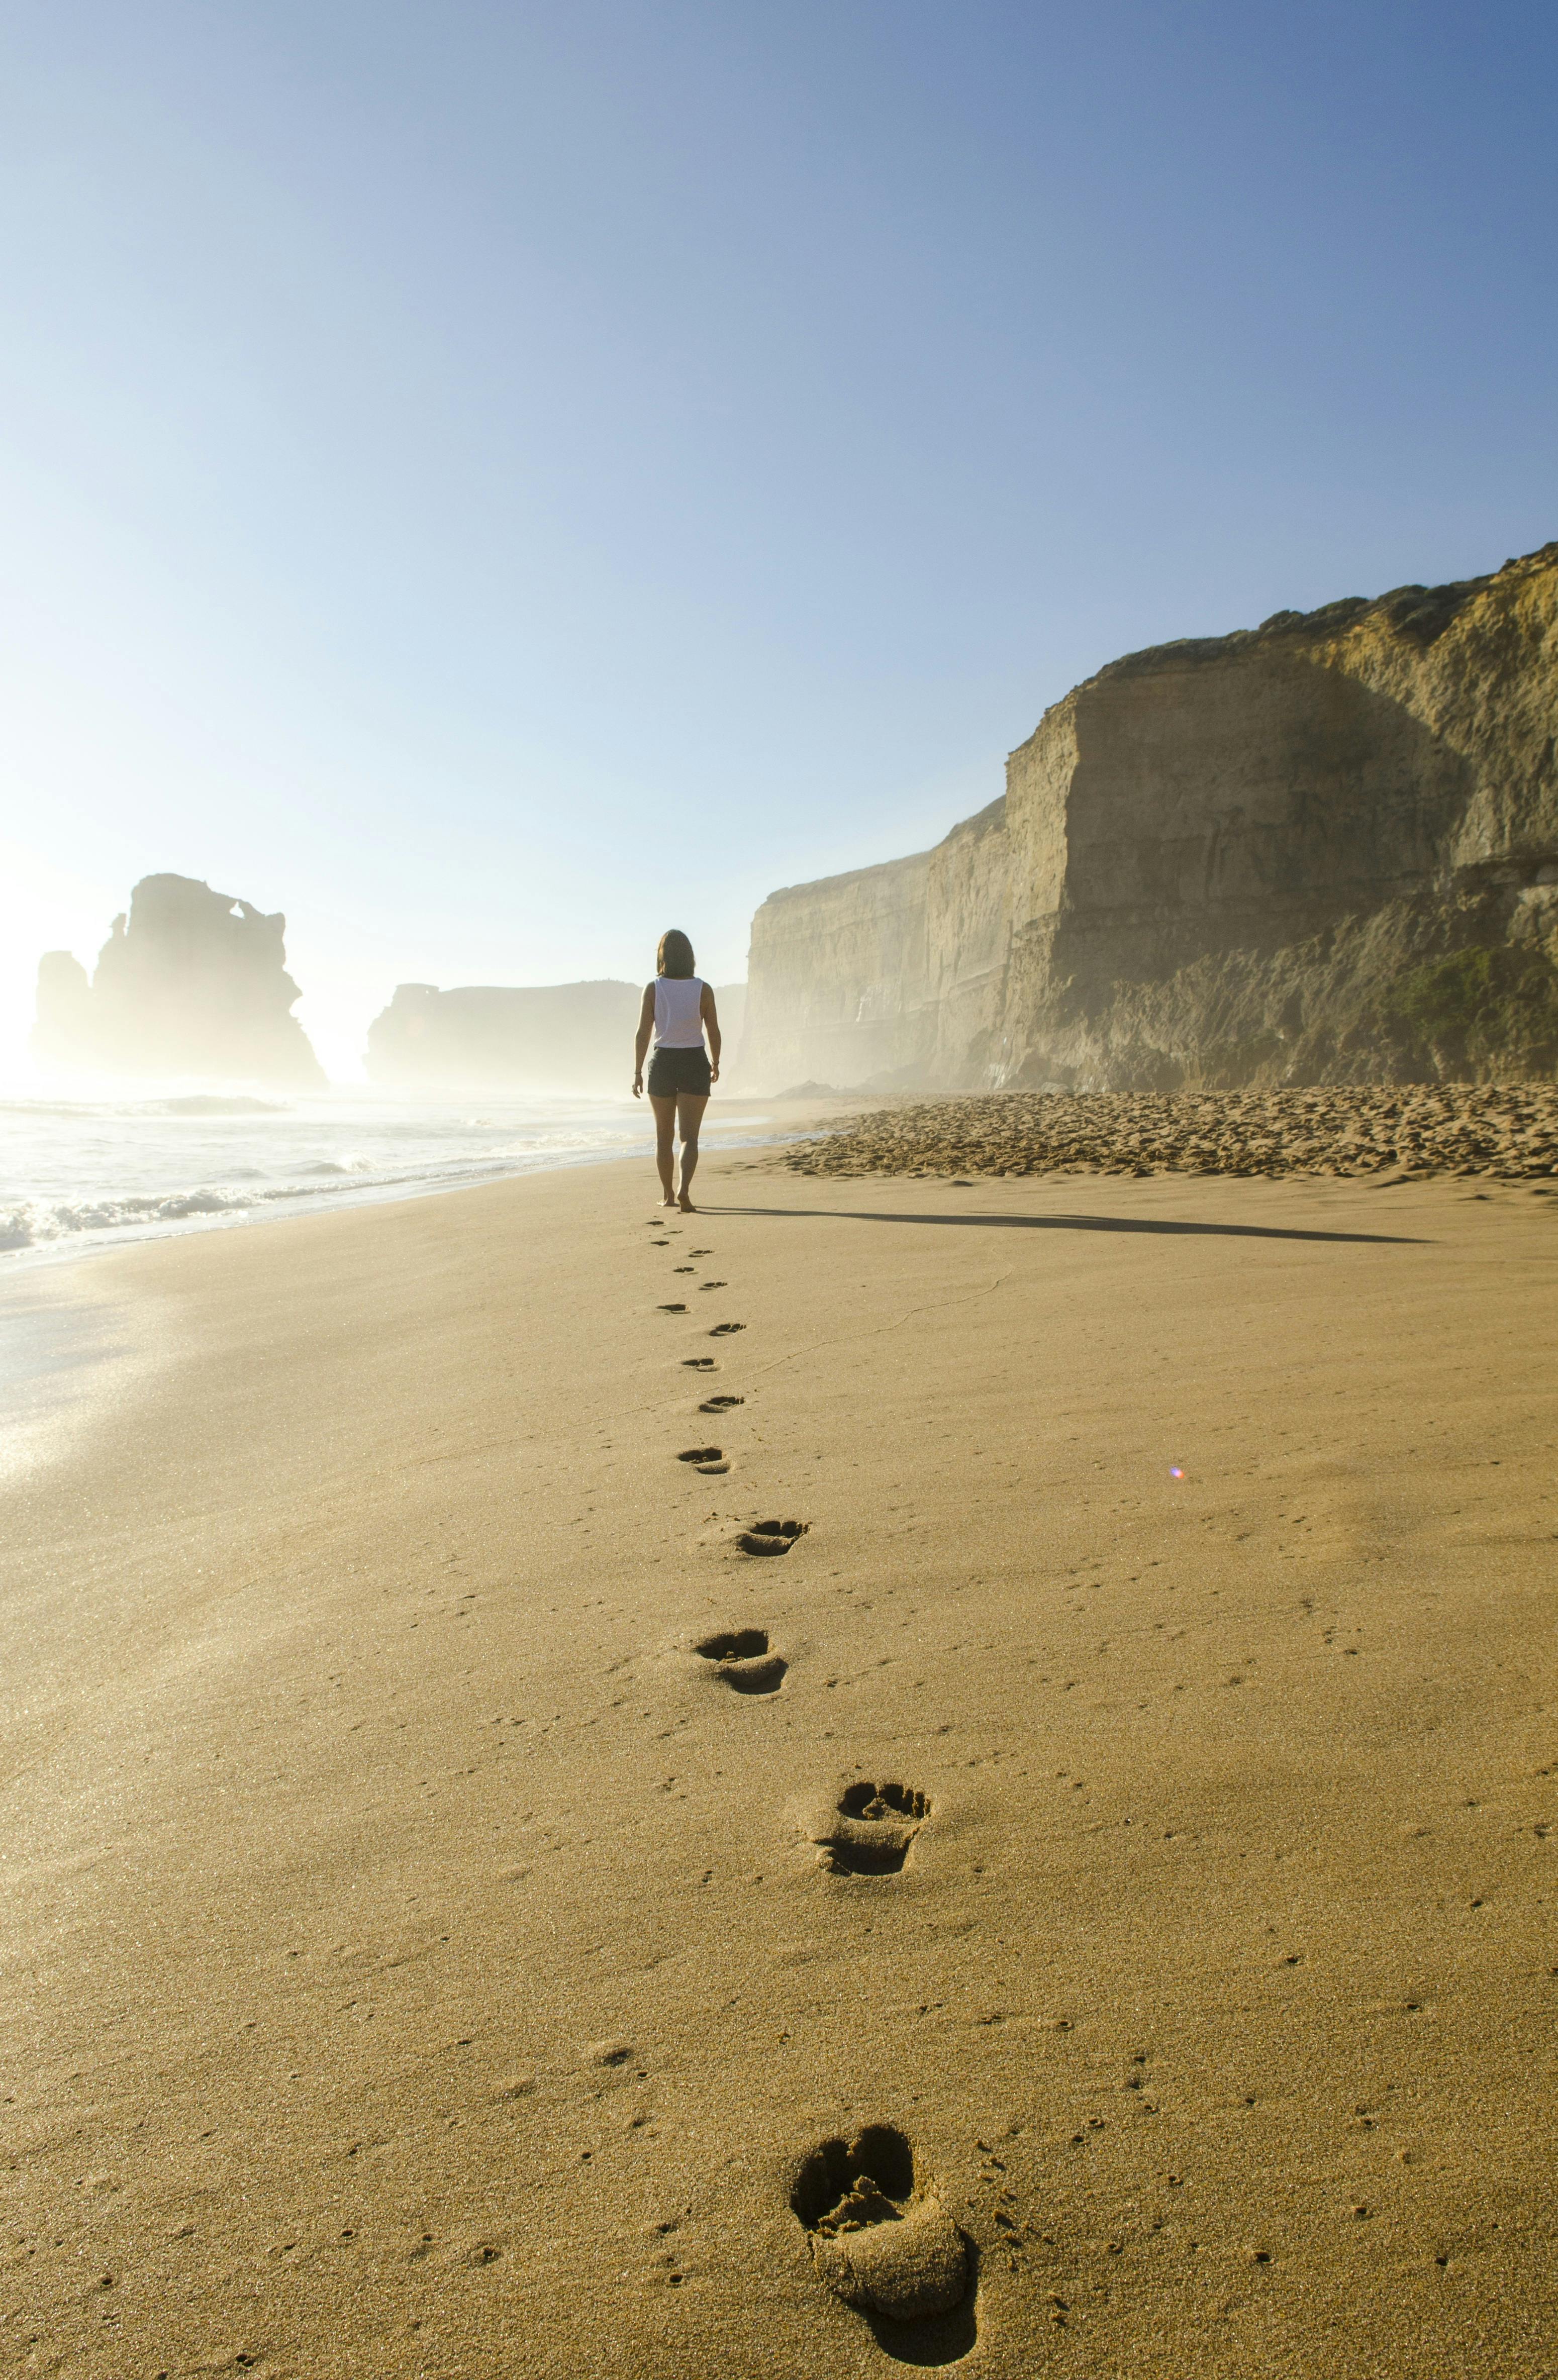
[
  {"xmin": 741, "ymin": 852, "xmax": 932, "ymax": 1089},
  {"xmin": 366, "ymin": 980, "xmax": 746, "ymax": 1090},
  {"xmin": 32, "ymin": 874, "xmax": 324, "ymax": 1084},
  {"xmin": 740, "ymin": 543, "xmax": 1558, "ymax": 1091}
]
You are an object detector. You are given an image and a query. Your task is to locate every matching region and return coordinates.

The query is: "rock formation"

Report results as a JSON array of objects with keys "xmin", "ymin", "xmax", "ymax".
[
  {"xmin": 366, "ymin": 980, "xmax": 641, "ymax": 1089},
  {"xmin": 366, "ymin": 980, "xmax": 746, "ymax": 1090},
  {"xmin": 741, "ymin": 543, "xmax": 1558, "ymax": 1091},
  {"xmin": 32, "ymin": 874, "xmax": 324, "ymax": 1084}
]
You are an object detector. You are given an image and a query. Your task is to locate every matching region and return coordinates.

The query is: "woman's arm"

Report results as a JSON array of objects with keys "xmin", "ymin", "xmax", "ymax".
[
  {"xmin": 632, "ymin": 984, "xmax": 655, "ymax": 1097},
  {"xmin": 701, "ymin": 983, "xmax": 721, "ymax": 1083}
]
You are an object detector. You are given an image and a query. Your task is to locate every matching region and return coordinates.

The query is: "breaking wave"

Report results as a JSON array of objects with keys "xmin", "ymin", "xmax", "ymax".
[
  {"xmin": 3, "ymin": 1180, "xmax": 319, "ymax": 1250},
  {"xmin": 0, "ymin": 1095, "xmax": 655, "ymax": 1263}
]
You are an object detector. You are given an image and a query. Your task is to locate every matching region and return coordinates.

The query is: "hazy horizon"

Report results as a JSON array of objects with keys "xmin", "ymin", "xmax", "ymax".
[
  {"xmin": 16, "ymin": 868, "xmax": 754, "ymax": 1093},
  {"xmin": 4, "ymin": 1, "xmax": 1555, "ymax": 1080}
]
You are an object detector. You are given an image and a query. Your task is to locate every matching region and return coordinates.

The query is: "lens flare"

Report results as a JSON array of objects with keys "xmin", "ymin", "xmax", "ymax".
[{"xmin": 1169, "ymin": 1465, "xmax": 1184, "ymax": 1479}]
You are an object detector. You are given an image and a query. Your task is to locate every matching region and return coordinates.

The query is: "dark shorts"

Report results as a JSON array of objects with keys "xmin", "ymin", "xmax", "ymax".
[{"xmin": 647, "ymin": 1045, "xmax": 712, "ymax": 1099}]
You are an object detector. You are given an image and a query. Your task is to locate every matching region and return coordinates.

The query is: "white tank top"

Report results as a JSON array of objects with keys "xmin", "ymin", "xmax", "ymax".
[{"xmin": 653, "ymin": 975, "xmax": 706, "ymax": 1048}]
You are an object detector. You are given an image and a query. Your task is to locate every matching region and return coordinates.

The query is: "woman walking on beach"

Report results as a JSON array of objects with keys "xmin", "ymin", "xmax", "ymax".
[{"xmin": 632, "ymin": 930, "xmax": 721, "ymax": 1212}]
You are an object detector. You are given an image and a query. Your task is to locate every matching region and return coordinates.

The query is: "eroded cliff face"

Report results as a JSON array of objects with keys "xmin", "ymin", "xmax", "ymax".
[
  {"xmin": 741, "ymin": 543, "xmax": 1558, "ymax": 1090},
  {"xmin": 32, "ymin": 874, "xmax": 324, "ymax": 1083},
  {"xmin": 738, "ymin": 852, "xmax": 932, "ymax": 1089}
]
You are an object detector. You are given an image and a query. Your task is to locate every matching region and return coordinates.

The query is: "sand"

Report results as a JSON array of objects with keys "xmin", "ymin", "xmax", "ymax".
[
  {"xmin": 2, "ymin": 1149, "xmax": 1556, "ymax": 2376},
  {"xmin": 781, "ymin": 1084, "xmax": 1558, "ymax": 1184}
]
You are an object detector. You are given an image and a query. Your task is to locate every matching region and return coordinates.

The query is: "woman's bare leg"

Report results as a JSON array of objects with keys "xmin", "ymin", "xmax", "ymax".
[
  {"xmin": 648, "ymin": 1095, "xmax": 678, "ymax": 1205},
  {"xmin": 675, "ymin": 1093, "xmax": 710, "ymax": 1210}
]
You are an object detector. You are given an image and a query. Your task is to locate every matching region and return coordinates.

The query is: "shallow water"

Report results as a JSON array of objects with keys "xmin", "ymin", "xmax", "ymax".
[
  {"xmin": 0, "ymin": 1084, "xmax": 774, "ymax": 1270},
  {"xmin": 0, "ymin": 1273, "xmax": 137, "ymax": 1482}
]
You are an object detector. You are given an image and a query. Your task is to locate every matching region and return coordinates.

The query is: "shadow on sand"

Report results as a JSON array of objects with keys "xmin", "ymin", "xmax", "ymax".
[
  {"xmin": 866, "ymin": 2238, "xmax": 981, "ymax": 2364},
  {"xmin": 706, "ymin": 1204, "xmax": 1425, "ymax": 1248}
]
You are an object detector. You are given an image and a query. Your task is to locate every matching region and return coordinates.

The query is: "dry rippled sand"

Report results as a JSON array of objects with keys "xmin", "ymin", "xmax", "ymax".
[{"xmin": 780, "ymin": 1084, "xmax": 1558, "ymax": 1183}]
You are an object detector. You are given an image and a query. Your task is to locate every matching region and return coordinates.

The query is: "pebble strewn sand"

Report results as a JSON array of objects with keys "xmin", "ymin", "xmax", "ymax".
[{"xmin": 781, "ymin": 1083, "xmax": 1558, "ymax": 1181}]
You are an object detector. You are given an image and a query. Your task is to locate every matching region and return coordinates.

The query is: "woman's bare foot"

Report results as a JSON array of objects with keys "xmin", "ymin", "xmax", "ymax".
[{"xmin": 678, "ymin": 1194, "xmax": 697, "ymax": 1213}]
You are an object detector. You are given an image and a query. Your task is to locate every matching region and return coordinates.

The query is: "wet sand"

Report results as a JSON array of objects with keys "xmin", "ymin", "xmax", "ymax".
[{"xmin": 2, "ymin": 1152, "xmax": 1555, "ymax": 2375}]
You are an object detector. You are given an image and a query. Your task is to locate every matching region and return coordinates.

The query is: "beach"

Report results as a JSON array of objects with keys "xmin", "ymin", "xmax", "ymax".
[
  {"xmin": 779, "ymin": 1084, "xmax": 1558, "ymax": 1184},
  {"xmin": 3, "ymin": 1146, "xmax": 1555, "ymax": 2376}
]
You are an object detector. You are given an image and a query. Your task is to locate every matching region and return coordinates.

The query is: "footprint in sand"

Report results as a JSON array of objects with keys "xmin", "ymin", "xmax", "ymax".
[
  {"xmin": 810, "ymin": 1781, "xmax": 929, "ymax": 1875},
  {"xmin": 688, "ymin": 1247, "xmax": 713, "ymax": 1255},
  {"xmin": 673, "ymin": 1265, "xmax": 696, "ymax": 1273},
  {"xmin": 699, "ymin": 1394, "xmax": 744, "ymax": 1413},
  {"xmin": 737, "ymin": 1518, "xmax": 807, "ymax": 1557},
  {"xmin": 709, "ymin": 1322, "xmax": 745, "ymax": 1337},
  {"xmin": 789, "ymin": 2126, "xmax": 970, "ymax": 2328},
  {"xmin": 682, "ymin": 1357, "xmax": 717, "ymax": 1370},
  {"xmin": 677, "ymin": 1445, "xmax": 730, "ymax": 1474},
  {"xmin": 695, "ymin": 1627, "xmax": 786, "ymax": 1695},
  {"xmin": 697, "ymin": 1280, "xmax": 727, "ymax": 1291},
  {"xmin": 658, "ymin": 1303, "xmax": 688, "ymax": 1314}
]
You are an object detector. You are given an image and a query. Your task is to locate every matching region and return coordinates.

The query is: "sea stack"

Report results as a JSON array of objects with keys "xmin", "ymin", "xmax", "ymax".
[{"xmin": 32, "ymin": 873, "xmax": 325, "ymax": 1084}]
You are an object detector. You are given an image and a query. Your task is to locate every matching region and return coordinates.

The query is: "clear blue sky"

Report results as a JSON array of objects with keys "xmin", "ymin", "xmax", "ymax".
[{"xmin": 2, "ymin": 0, "xmax": 1554, "ymax": 1077}]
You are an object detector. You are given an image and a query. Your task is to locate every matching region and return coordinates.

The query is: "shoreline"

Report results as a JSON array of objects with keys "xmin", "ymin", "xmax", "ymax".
[
  {"xmin": 0, "ymin": 1268, "xmax": 149, "ymax": 1488},
  {"xmin": 0, "ymin": 1095, "xmax": 822, "ymax": 1280},
  {"xmin": 4, "ymin": 1147, "xmax": 1555, "ymax": 2373}
]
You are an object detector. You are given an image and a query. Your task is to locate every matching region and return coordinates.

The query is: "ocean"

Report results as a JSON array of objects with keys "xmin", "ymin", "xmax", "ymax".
[{"xmin": 0, "ymin": 1084, "xmax": 776, "ymax": 1269}]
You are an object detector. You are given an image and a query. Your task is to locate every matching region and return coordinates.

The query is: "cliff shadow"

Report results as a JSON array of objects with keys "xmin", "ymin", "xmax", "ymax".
[
  {"xmin": 1057, "ymin": 653, "xmax": 1477, "ymax": 974},
  {"xmin": 1002, "ymin": 654, "xmax": 1482, "ymax": 1081}
]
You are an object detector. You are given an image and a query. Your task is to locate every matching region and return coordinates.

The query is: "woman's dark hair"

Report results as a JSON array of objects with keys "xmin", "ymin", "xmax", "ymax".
[{"xmin": 657, "ymin": 929, "xmax": 696, "ymax": 979}]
